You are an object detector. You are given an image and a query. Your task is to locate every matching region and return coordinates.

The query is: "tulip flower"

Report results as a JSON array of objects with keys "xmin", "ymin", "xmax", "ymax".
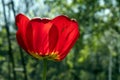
[
  {"xmin": 15, "ymin": 13, "xmax": 79, "ymax": 61},
  {"xmin": 15, "ymin": 13, "xmax": 79, "ymax": 80}
]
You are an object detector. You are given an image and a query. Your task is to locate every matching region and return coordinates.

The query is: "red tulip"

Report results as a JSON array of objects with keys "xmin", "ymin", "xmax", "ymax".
[{"xmin": 15, "ymin": 13, "xmax": 79, "ymax": 61}]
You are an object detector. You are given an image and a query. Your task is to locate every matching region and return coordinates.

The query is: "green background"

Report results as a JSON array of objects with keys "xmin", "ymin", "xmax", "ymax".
[{"xmin": 0, "ymin": 0, "xmax": 120, "ymax": 80}]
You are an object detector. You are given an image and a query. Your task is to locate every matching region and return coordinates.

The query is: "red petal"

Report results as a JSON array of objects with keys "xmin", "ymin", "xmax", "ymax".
[
  {"xmin": 48, "ymin": 24, "xmax": 58, "ymax": 53},
  {"xmin": 41, "ymin": 18, "xmax": 51, "ymax": 23},
  {"xmin": 15, "ymin": 13, "xmax": 29, "ymax": 51},
  {"xmin": 26, "ymin": 18, "xmax": 58, "ymax": 55},
  {"xmin": 51, "ymin": 15, "xmax": 79, "ymax": 60},
  {"xmin": 59, "ymin": 25, "xmax": 79, "ymax": 60}
]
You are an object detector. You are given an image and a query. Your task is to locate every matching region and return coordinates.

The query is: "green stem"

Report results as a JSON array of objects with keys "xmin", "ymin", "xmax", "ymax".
[{"xmin": 42, "ymin": 59, "xmax": 47, "ymax": 80}]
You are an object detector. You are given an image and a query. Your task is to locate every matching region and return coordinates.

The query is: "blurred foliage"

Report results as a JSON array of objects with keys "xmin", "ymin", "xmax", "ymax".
[{"xmin": 0, "ymin": 0, "xmax": 120, "ymax": 80}]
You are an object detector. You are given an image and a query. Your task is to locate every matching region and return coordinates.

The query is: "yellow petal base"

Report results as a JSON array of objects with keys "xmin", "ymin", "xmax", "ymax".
[{"xmin": 28, "ymin": 50, "xmax": 60, "ymax": 61}]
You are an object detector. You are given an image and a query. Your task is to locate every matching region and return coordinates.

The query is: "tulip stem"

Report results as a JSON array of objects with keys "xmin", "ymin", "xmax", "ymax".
[{"xmin": 42, "ymin": 59, "xmax": 47, "ymax": 80}]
